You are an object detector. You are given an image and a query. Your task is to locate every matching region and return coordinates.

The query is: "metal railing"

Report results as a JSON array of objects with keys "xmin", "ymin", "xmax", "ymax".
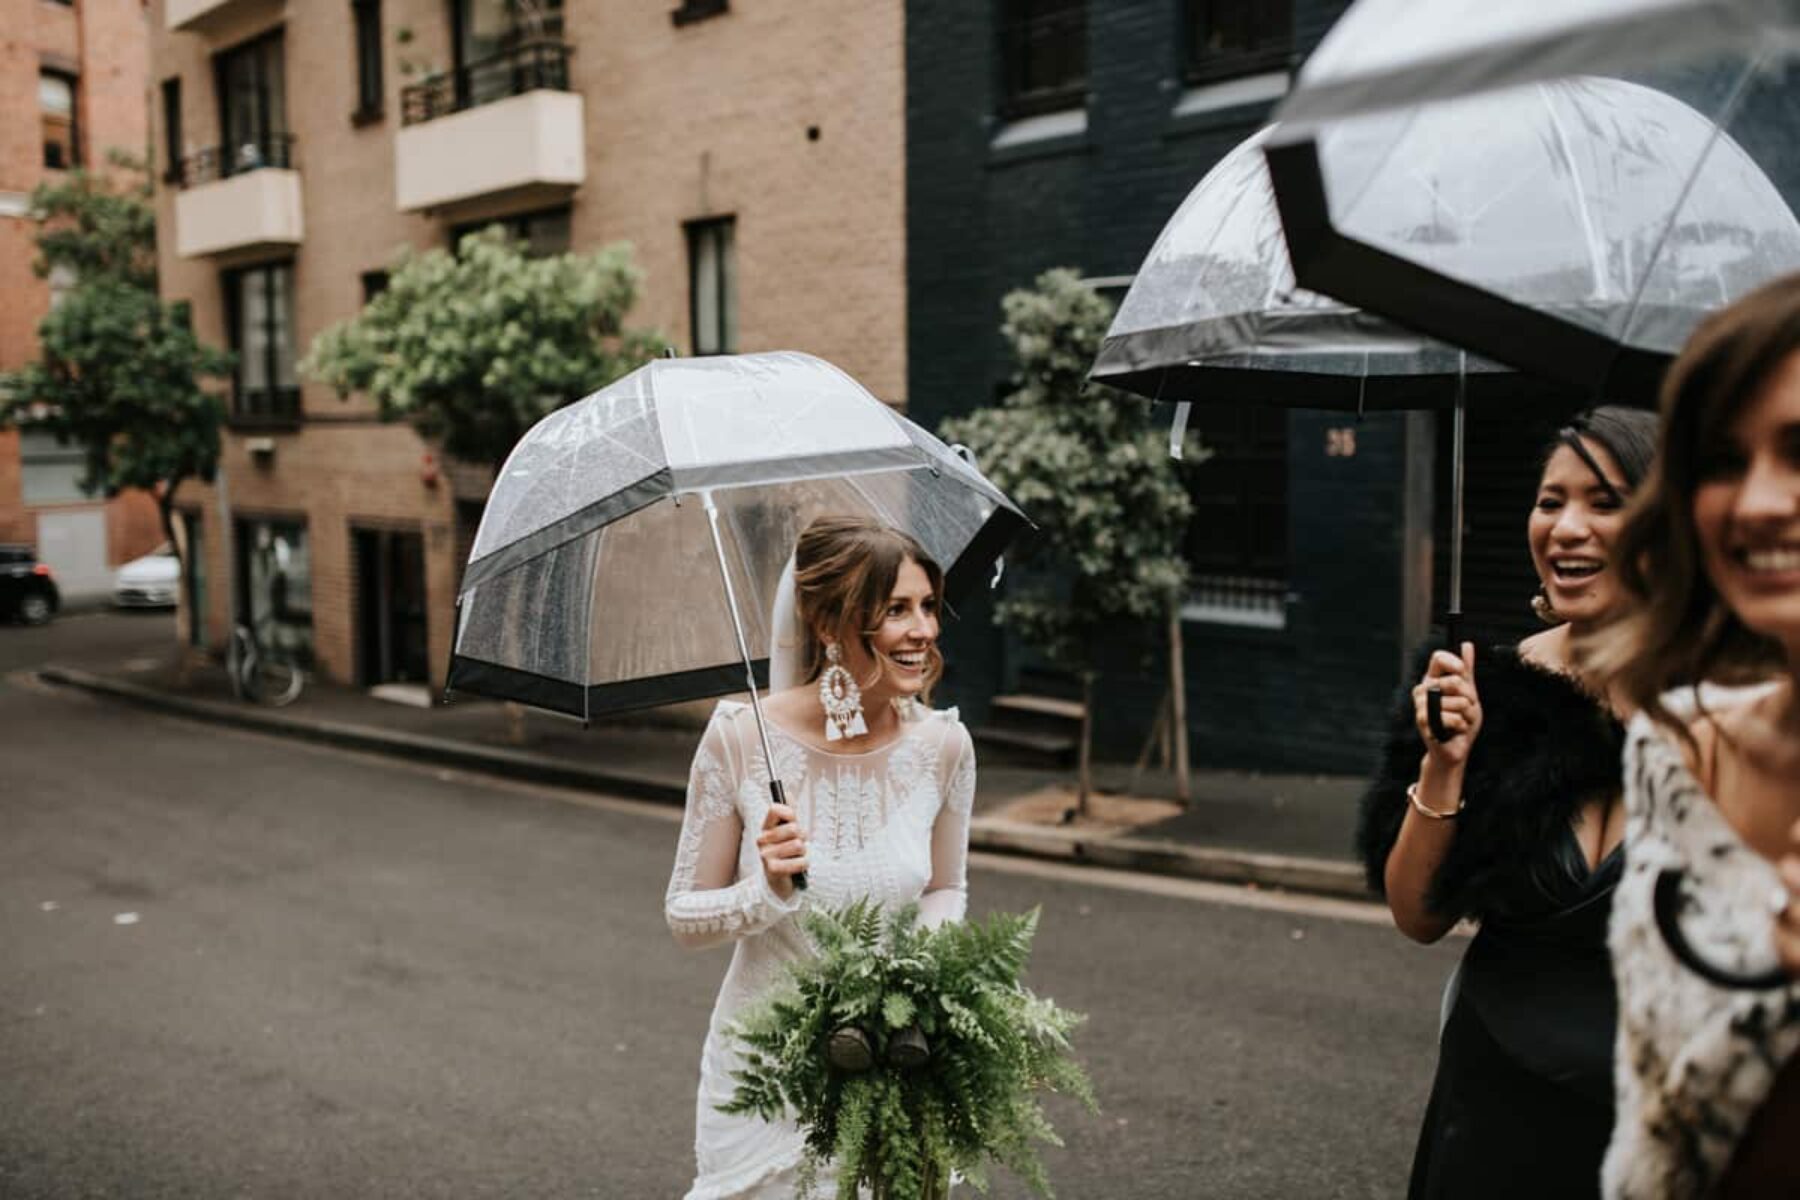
[
  {"xmin": 231, "ymin": 386, "xmax": 301, "ymax": 427},
  {"xmin": 401, "ymin": 40, "xmax": 572, "ymax": 127},
  {"xmin": 178, "ymin": 134, "xmax": 296, "ymax": 188},
  {"xmin": 1182, "ymin": 574, "xmax": 1290, "ymax": 629}
]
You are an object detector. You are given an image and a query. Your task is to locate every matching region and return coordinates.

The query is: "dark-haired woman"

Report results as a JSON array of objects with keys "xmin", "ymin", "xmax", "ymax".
[
  {"xmin": 1594, "ymin": 275, "xmax": 1800, "ymax": 1199},
  {"xmin": 664, "ymin": 516, "xmax": 976, "ymax": 1199},
  {"xmin": 1361, "ymin": 406, "xmax": 1660, "ymax": 1199}
]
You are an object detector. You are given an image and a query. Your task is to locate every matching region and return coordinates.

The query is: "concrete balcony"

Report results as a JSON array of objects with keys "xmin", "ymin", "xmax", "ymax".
[
  {"xmin": 174, "ymin": 139, "xmax": 304, "ymax": 259},
  {"xmin": 395, "ymin": 42, "xmax": 584, "ymax": 215},
  {"xmin": 165, "ymin": 0, "xmax": 281, "ymax": 35}
]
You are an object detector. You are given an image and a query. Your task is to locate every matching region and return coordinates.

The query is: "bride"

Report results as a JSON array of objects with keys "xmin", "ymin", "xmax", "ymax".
[{"xmin": 664, "ymin": 515, "xmax": 978, "ymax": 1199}]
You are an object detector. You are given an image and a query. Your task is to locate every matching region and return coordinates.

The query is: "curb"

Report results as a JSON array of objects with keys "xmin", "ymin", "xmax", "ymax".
[
  {"xmin": 36, "ymin": 666, "xmax": 690, "ymax": 804},
  {"xmin": 40, "ymin": 666, "xmax": 1372, "ymax": 903}
]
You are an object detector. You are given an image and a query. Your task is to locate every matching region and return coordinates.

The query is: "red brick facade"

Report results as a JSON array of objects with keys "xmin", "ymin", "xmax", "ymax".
[{"xmin": 1, "ymin": 0, "xmax": 163, "ymax": 576}]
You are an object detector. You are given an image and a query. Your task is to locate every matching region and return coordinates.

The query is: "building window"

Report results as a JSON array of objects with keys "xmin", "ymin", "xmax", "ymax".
[
  {"xmin": 997, "ymin": 0, "xmax": 1086, "ymax": 119},
  {"xmin": 18, "ymin": 431, "xmax": 96, "ymax": 506},
  {"xmin": 236, "ymin": 516, "xmax": 312, "ymax": 666},
  {"xmin": 223, "ymin": 263, "xmax": 300, "ymax": 424},
  {"xmin": 450, "ymin": 206, "xmax": 571, "ymax": 258},
  {"xmin": 686, "ymin": 217, "xmax": 736, "ymax": 355},
  {"xmin": 214, "ymin": 30, "xmax": 290, "ymax": 177},
  {"xmin": 671, "ymin": 0, "xmax": 728, "ymax": 25},
  {"xmin": 360, "ymin": 270, "xmax": 390, "ymax": 303},
  {"xmin": 1179, "ymin": 402, "xmax": 1289, "ymax": 627},
  {"xmin": 1183, "ymin": 0, "xmax": 1292, "ymax": 85},
  {"xmin": 40, "ymin": 71, "xmax": 78, "ymax": 170},
  {"xmin": 161, "ymin": 77, "xmax": 183, "ymax": 183},
  {"xmin": 352, "ymin": 0, "xmax": 384, "ymax": 122}
]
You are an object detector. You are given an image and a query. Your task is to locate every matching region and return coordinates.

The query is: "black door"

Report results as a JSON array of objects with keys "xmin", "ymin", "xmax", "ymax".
[{"xmin": 356, "ymin": 529, "xmax": 430, "ymax": 685}]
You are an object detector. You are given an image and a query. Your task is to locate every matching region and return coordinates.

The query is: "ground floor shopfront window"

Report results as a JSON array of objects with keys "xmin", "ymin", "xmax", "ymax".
[{"xmin": 236, "ymin": 517, "xmax": 312, "ymax": 666}]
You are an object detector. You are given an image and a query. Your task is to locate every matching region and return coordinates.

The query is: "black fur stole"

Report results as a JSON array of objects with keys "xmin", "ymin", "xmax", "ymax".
[{"xmin": 1355, "ymin": 643, "xmax": 1625, "ymax": 920}]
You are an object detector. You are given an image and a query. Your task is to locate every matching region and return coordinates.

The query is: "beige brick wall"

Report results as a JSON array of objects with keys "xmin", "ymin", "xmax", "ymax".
[{"xmin": 151, "ymin": 0, "xmax": 905, "ymax": 694}]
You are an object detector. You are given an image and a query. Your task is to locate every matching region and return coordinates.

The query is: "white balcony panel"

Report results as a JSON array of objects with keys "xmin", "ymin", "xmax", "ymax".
[
  {"xmin": 395, "ymin": 90, "xmax": 585, "ymax": 214},
  {"xmin": 175, "ymin": 169, "xmax": 304, "ymax": 259},
  {"xmin": 165, "ymin": 0, "xmax": 280, "ymax": 34}
]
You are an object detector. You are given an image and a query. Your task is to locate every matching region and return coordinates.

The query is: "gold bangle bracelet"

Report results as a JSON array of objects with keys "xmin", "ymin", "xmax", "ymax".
[{"xmin": 1407, "ymin": 781, "xmax": 1465, "ymax": 819}]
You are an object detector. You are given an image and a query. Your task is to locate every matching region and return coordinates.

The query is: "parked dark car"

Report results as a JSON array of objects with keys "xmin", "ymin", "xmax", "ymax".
[{"xmin": 0, "ymin": 545, "xmax": 60, "ymax": 625}]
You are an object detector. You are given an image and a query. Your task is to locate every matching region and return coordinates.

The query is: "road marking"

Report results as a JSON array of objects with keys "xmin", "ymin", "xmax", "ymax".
[{"xmin": 29, "ymin": 683, "xmax": 1415, "ymax": 927}]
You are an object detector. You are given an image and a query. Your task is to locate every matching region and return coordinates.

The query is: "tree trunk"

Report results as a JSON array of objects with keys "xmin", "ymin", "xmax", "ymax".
[
  {"xmin": 1075, "ymin": 673, "xmax": 1094, "ymax": 819},
  {"xmin": 1168, "ymin": 604, "xmax": 1190, "ymax": 805}
]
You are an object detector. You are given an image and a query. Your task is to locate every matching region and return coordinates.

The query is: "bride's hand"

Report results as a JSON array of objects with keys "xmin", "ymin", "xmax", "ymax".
[{"xmin": 757, "ymin": 802, "xmax": 809, "ymax": 900}]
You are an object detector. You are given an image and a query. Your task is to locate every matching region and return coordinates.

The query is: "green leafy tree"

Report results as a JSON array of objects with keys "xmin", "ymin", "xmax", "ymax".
[
  {"xmin": 0, "ymin": 159, "xmax": 233, "ymax": 597},
  {"xmin": 941, "ymin": 269, "xmax": 1198, "ymax": 809},
  {"xmin": 301, "ymin": 227, "xmax": 667, "ymax": 471}
]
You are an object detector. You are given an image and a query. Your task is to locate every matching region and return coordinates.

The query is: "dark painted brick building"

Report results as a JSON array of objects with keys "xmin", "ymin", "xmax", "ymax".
[{"xmin": 905, "ymin": 0, "xmax": 1450, "ymax": 775}]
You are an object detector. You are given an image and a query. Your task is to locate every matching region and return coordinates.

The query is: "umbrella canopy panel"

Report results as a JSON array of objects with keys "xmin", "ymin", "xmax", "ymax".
[
  {"xmin": 1092, "ymin": 125, "xmax": 1521, "ymax": 411},
  {"xmin": 1276, "ymin": 0, "xmax": 1800, "ymax": 127},
  {"xmin": 450, "ymin": 351, "xmax": 1026, "ymax": 719},
  {"xmin": 1269, "ymin": 68, "xmax": 1800, "ymax": 397},
  {"xmin": 461, "ymin": 352, "xmax": 967, "ymax": 593}
]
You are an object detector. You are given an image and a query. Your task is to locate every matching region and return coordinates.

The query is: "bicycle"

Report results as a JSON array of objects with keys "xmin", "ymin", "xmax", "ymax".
[{"xmin": 229, "ymin": 622, "xmax": 305, "ymax": 707}]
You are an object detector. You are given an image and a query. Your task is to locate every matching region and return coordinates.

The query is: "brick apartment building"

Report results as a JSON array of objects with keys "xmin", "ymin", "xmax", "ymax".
[
  {"xmin": 2, "ymin": 0, "xmax": 165, "ymax": 600},
  {"xmin": 906, "ymin": 0, "xmax": 1573, "ymax": 774},
  {"xmin": 148, "ymin": 0, "xmax": 904, "ymax": 693}
]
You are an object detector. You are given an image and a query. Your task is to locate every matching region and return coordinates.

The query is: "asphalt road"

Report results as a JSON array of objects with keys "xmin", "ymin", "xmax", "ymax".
[{"xmin": 1, "ymin": 616, "xmax": 1462, "ymax": 1199}]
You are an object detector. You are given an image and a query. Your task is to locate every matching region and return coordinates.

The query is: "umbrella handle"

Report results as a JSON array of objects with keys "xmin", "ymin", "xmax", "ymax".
[
  {"xmin": 1653, "ymin": 869, "xmax": 1787, "ymax": 990},
  {"xmin": 1428, "ymin": 611, "xmax": 1464, "ymax": 743},
  {"xmin": 770, "ymin": 779, "xmax": 807, "ymax": 892}
]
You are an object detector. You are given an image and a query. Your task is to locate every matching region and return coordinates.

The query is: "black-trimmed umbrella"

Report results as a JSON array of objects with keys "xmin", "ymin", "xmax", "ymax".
[
  {"xmin": 1092, "ymin": 124, "xmax": 1578, "ymax": 739},
  {"xmin": 1266, "ymin": 23, "xmax": 1800, "ymax": 398},
  {"xmin": 449, "ymin": 350, "xmax": 1026, "ymax": 725}
]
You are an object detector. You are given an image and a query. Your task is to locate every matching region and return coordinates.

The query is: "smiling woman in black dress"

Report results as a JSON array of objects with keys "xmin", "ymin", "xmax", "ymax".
[{"xmin": 1359, "ymin": 406, "xmax": 1658, "ymax": 1200}]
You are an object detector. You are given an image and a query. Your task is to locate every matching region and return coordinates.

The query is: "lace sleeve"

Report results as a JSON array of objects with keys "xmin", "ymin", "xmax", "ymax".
[
  {"xmin": 919, "ymin": 721, "xmax": 975, "ymax": 929},
  {"xmin": 665, "ymin": 706, "xmax": 803, "ymax": 950}
]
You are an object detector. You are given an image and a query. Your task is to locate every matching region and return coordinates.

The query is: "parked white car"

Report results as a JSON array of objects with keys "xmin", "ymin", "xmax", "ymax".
[{"xmin": 113, "ymin": 544, "xmax": 180, "ymax": 608}]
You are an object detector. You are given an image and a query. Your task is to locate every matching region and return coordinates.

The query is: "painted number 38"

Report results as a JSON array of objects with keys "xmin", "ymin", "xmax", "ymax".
[{"xmin": 1325, "ymin": 428, "xmax": 1357, "ymax": 458}]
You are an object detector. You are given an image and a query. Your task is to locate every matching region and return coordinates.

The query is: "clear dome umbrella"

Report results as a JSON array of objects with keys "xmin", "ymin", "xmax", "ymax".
[
  {"xmin": 1092, "ymin": 125, "xmax": 1580, "ymax": 740},
  {"xmin": 1266, "ymin": 47, "xmax": 1800, "ymax": 399},
  {"xmin": 450, "ymin": 351, "xmax": 1028, "ymax": 887}
]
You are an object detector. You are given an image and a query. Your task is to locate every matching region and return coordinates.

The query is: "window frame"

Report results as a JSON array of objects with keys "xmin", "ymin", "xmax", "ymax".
[
  {"xmin": 221, "ymin": 261, "xmax": 301, "ymax": 427},
  {"xmin": 995, "ymin": 0, "xmax": 1087, "ymax": 121},
  {"xmin": 161, "ymin": 77, "xmax": 183, "ymax": 184},
  {"xmin": 1181, "ymin": 0, "xmax": 1293, "ymax": 88},
  {"xmin": 39, "ymin": 68, "xmax": 80, "ymax": 171},
  {"xmin": 448, "ymin": 205, "xmax": 571, "ymax": 258},
  {"xmin": 351, "ymin": 0, "xmax": 385, "ymax": 124},
  {"xmin": 213, "ymin": 28, "xmax": 289, "ymax": 178},
  {"xmin": 1177, "ymin": 400, "xmax": 1290, "ymax": 627},
  {"xmin": 685, "ymin": 216, "xmax": 737, "ymax": 356}
]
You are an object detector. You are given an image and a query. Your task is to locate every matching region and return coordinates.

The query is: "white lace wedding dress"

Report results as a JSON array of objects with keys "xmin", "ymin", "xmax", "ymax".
[{"xmin": 665, "ymin": 698, "xmax": 976, "ymax": 1200}]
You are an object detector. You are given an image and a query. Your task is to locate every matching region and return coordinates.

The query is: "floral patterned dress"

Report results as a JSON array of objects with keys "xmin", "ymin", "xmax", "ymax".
[
  {"xmin": 665, "ymin": 699, "xmax": 976, "ymax": 1200},
  {"xmin": 1604, "ymin": 690, "xmax": 1800, "ymax": 1198}
]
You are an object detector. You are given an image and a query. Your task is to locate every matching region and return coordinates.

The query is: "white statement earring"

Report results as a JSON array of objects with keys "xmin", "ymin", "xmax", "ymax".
[{"xmin": 818, "ymin": 642, "xmax": 867, "ymax": 742}]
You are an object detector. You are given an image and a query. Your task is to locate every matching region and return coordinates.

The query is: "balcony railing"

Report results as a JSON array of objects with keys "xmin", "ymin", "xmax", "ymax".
[
  {"xmin": 178, "ymin": 134, "xmax": 296, "ymax": 189},
  {"xmin": 231, "ymin": 386, "xmax": 301, "ymax": 428},
  {"xmin": 401, "ymin": 41, "xmax": 571, "ymax": 127}
]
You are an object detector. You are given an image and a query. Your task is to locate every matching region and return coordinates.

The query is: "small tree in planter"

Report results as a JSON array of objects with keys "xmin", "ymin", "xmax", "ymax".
[
  {"xmin": 941, "ymin": 269, "xmax": 1196, "ymax": 813},
  {"xmin": 303, "ymin": 226, "xmax": 666, "ymax": 730}
]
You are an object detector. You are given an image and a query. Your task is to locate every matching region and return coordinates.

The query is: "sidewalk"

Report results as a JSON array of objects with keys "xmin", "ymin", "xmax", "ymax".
[{"xmin": 37, "ymin": 647, "xmax": 1372, "ymax": 900}]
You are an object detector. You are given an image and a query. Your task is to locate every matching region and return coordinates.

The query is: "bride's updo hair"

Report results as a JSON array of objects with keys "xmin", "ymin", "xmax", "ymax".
[{"xmin": 792, "ymin": 516, "xmax": 945, "ymax": 698}]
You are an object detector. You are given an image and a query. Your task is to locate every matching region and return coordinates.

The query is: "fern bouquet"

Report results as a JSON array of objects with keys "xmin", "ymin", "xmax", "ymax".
[{"xmin": 720, "ymin": 901, "xmax": 1095, "ymax": 1200}]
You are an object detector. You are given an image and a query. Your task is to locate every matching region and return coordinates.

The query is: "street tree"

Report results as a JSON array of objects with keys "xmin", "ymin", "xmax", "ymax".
[
  {"xmin": 941, "ymin": 268, "xmax": 1199, "ymax": 812},
  {"xmin": 0, "ymin": 159, "xmax": 233, "ymax": 599},
  {"xmin": 302, "ymin": 226, "xmax": 667, "ymax": 472}
]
